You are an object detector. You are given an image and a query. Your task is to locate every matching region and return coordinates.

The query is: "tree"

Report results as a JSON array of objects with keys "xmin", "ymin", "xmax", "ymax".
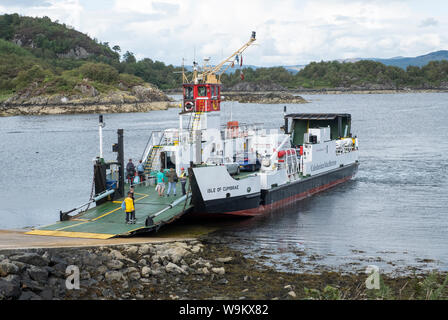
[
  {"xmin": 78, "ymin": 62, "xmax": 119, "ymax": 84},
  {"xmin": 123, "ymin": 51, "xmax": 136, "ymax": 64}
]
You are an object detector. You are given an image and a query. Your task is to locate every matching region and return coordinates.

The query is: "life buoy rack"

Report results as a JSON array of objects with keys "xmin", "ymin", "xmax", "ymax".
[
  {"xmin": 185, "ymin": 101, "xmax": 194, "ymax": 112},
  {"xmin": 277, "ymin": 150, "xmax": 286, "ymax": 162},
  {"xmin": 277, "ymin": 149, "xmax": 296, "ymax": 163}
]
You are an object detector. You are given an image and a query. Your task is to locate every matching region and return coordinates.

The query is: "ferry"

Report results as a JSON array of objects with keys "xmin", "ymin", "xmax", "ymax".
[
  {"xmin": 141, "ymin": 31, "xmax": 359, "ymax": 217},
  {"xmin": 189, "ymin": 112, "xmax": 359, "ymax": 216},
  {"xmin": 26, "ymin": 31, "xmax": 359, "ymax": 239}
]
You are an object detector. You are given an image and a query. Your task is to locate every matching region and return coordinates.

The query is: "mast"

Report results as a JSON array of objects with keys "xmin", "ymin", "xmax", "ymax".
[{"xmin": 98, "ymin": 115, "xmax": 105, "ymax": 160}]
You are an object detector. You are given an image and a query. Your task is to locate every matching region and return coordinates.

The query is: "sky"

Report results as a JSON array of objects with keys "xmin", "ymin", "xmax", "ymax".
[{"xmin": 1, "ymin": 0, "xmax": 447, "ymax": 67}]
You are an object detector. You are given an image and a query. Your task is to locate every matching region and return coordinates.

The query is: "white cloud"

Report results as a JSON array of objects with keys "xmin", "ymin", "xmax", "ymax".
[
  {"xmin": 0, "ymin": 0, "xmax": 83, "ymax": 29},
  {"xmin": 1, "ymin": 0, "xmax": 448, "ymax": 66},
  {"xmin": 400, "ymin": 34, "xmax": 441, "ymax": 52},
  {"xmin": 114, "ymin": 0, "xmax": 179, "ymax": 15},
  {"xmin": 419, "ymin": 17, "xmax": 438, "ymax": 27}
]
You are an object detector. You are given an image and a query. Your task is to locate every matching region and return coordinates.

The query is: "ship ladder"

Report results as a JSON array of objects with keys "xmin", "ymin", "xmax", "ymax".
[
  {"xmin": 143, "ymin": 146, "xmax": 162, "ymax": 175},
  {"xmin": 189, "ymin": 112, "xmax": 202, "ymax": 141}
]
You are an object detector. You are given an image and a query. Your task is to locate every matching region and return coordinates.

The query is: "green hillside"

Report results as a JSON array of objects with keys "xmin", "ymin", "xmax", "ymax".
[
  {"xmin": 1, "ymin": 13, "xmax": 447, "ymax": 101},
  {"xmin": 0, "ymin": 13, "xmax": 118, "ymax": 61},
  {"xmin": 221, "ymin": 59, "xmax": 448, "ymax": 90},
  {"xmin": 0, "ymin": 13, "xmax": 181, "ymax": 102},
  {"xmin": 0, "ymin": 37, "xmax": 147, "ymax": 102}
]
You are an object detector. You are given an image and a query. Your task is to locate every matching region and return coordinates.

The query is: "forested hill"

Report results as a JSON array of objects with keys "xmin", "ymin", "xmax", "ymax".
[
  {"xmin": 221, "ymin": 59, "xmax": 448, "ymax": 91},
  {"xmin": 0, "ymin": 13, "xmax": 181, "ymax": 103},
  {"xmin": 0, "ymin": 13, "xmax": 117, "ymax": 63},
  {"xmin": 1, "ymin": 13, "xmax": 447, "ymax": 100}
]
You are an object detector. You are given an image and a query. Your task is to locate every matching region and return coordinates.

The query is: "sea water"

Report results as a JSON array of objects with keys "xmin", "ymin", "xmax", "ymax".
[{"xmin": 1, "ymin": 92, "xmax": 447, "ymax": 274}]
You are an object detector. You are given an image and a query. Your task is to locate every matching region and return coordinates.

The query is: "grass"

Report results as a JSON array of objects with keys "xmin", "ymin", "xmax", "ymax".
[
  {"xmin": 418, "ymin": 272, "xmax": 448, "ymax": 300},
  {"xmin": 0, "ymin": 91, "xmax": 14, "ymax": 102},
  {"xmin": 304, "ymin": 285, "xmax": 343, "ymax": 300}
]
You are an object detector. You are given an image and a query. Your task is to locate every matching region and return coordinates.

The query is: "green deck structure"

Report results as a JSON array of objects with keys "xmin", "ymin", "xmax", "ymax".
[{"xmin": 26, "ymin": 182, "xmax": 192, "ymax": 239}]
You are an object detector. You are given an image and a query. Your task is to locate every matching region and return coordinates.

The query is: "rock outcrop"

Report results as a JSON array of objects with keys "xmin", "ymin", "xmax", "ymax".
[
  {"xmin": 1, "ymin": 237, "xmax": 435, "ymax": 300},
  {"xmin": 223, "ymin": 81, "xmax": 287, "ymax": 92},
  {"xmin": 0, "ymin": 101, "xmax": 175, "ymax": 117},
  {"xmin": 0, "ymin": 240, "xmax": 231, "ymax": 300},
  {"xmin": 0, "ymin": 83, "xmax": 176, "ymax": 116},
  {"xmin": 12, "ymin": 33, "xmax": 92, "ymax": 59},
  {"xmin": 3, "ymin": 82, "xmax": 170, "ymax": 106},
  {"xmin": 56, "ymin": 46, "xmax": 91, "ymax": 59},
  {"xmin": 223, "ymin": 92, "xmax": 307, "ymax": 104},
  {"xmin": 131, "ymin": 85, "xmax": 168, "ymax": 102}
]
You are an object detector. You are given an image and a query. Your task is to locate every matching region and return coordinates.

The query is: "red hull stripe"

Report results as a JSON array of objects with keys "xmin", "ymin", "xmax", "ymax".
[{"xmin": 221, "ymin": 175, "xmax": 353, "ymax": 217}]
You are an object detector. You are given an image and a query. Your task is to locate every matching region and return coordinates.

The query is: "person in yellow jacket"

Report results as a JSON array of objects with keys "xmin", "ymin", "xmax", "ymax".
[
  {"xmin": 123, "ymin": 191, "xmax": 135, "ymax": 224},
  {"xmin": 179, "ymin": 167, "xmax": 188, "ymax": 195}
]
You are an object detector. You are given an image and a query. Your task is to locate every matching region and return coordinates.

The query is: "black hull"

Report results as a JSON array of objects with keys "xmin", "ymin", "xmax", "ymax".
[{"xmin": 189, "ymin": 162, "xmax": 359, "ymax": 216}]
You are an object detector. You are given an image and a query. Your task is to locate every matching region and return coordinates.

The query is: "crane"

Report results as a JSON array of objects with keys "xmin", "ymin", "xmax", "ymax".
[
  {"xmin": 184, "ymin": 31, "xmax": 256, "ymax": 85},
  {"xmin": 201, "ymin": 31, "xmax": 256, "ymax": 84},
  {"xmin": 181, "ymin": 31, "xmax": 256, "ymax": 113}
]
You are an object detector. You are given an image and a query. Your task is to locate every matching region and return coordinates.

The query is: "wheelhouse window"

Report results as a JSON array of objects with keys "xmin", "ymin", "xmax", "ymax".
[
  {"xmin": 184, "ymin": 86, "xmax": 193, "ymax": 99},
  {"xmin": 197, "ymin": 86, "xmax": 207, "ymax": 97}
]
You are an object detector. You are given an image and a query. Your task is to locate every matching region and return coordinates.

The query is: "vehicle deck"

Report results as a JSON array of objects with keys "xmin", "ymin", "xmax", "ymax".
[
  {"xmin": 25, "ymin": 168, "xmax": 256, "ymax": 240},
  {"xmin": 25, "ymin": 181, "xmax": 192, "ymax": 239}
]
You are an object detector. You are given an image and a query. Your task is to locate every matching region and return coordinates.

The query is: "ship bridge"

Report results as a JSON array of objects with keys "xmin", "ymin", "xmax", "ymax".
[{"xmin": 285, "ymin": 113, "xmax": 352, "ymax": 147}]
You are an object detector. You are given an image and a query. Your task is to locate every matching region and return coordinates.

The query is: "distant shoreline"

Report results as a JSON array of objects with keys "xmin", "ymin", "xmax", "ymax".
[
  {"xmin": 165, "ymin": 88, "xmax": 448, "ymax": 95},
  {"xmin": 222, "ymin": 92, "xmax": 307, "ymax": 104},
  {"xmin": 0, "ymin": 101, "xmax": 176, "ymax": 117},
  {"xmin": 163, "ymin": 88, "xmax": 447, "ymax": 104},
  {"xmin": 288, "ymin": 88, "xmax": 448, "ymax": 95},
  {"xmin": 1, "ymin": 88, "xmax": 447, "ymax": 117}
]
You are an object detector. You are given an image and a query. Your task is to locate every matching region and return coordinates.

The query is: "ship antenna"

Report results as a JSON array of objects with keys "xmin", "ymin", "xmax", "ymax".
[{"xmin": 193, "ymin": 45, "xmax": 196, "ymax": 66}]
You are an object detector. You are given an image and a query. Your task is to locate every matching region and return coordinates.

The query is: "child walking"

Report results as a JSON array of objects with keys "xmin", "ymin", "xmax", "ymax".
[{"xmin": 123, "ymin": 191, "xmax": 135, "ymax": 224}]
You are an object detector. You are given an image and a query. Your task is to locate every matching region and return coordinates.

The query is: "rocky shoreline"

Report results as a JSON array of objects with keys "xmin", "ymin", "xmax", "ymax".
[
  {"xmin": 0, "ymin": 84, "xmax": 178, "ymax": 117},
  {"xmin": 223, "ymin": 88, "xmax": 448, "ymax": 98},
  {"xmin": 3, "ymin": 87, "xmax": 445, "ymax": 117},
  {"xmin": 222, "ymin": 92, "xmax": 307, "ymax": 104},
  {"xmin": 1, "ymin": 237, "xmax": 447, "ymax": 300},
  {"xmin": 0, "ymin": 101, "xmax": 176, "ymax": 117}
]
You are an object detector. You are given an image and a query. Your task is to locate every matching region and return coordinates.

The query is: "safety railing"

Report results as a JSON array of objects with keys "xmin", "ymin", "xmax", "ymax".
[{"xmin": 141, "ymin": 130, "xmax": 165, "ymax": 163}]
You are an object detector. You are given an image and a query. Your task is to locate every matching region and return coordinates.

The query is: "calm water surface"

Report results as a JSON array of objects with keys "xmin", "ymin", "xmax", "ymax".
[{"xmin": 1, "ymin": 93, "xmax": 447, "ymax": 275}]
